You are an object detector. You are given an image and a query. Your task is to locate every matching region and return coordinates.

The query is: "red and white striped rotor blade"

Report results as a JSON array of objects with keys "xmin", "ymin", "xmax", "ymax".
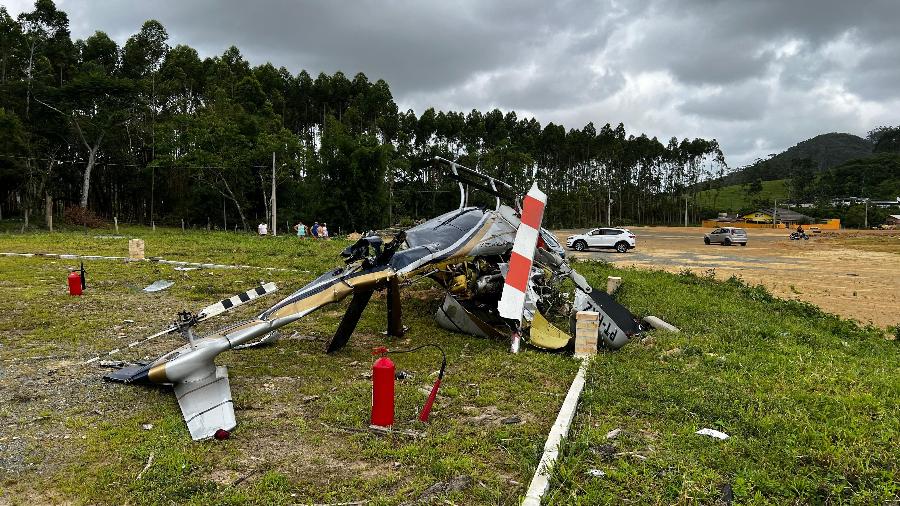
[{"xmin": 498, "ymin": 183, "xmax": 547, "ymax": 323}]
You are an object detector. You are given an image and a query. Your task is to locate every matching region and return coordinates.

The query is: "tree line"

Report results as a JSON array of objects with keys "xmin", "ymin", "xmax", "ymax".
[{"xmin": 1, "ymin": 0, "xmax": 727, "ymax": 233}]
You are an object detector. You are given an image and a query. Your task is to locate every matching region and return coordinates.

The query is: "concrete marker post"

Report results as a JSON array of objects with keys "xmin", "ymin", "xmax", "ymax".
[{"xmin": 523, "ymin": 310, "xmax": 598, "ymax": 505}]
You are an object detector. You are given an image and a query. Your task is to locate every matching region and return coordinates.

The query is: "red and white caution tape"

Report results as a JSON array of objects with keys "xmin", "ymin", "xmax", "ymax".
[{"xmin": 498, "ymin": 182, "xmax": 546, "ymax": 323}]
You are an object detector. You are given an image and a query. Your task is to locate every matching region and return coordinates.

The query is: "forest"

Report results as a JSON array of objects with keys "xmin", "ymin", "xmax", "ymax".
[{"xmin": 0, "ymin": 1, "xmax": 728, "ymax": 233}]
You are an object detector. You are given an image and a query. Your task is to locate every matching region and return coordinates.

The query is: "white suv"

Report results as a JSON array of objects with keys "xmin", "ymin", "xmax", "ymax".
[{"xmin": 566, "ymin": 228, "xmax": 636, "ymax": 253}]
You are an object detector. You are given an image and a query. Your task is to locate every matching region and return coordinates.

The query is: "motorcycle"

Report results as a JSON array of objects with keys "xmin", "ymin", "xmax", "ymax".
[{"xmin": 789, "ymin": 231, "xmax": 809, "ymax": 240}]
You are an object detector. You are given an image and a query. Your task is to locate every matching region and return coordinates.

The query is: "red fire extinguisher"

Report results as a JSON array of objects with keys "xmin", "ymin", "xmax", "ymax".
[
  {"xmin": 68, "ymin": 262, "xmax": 86, "ymax": 296},
  {"xmin": 370, "ymin": 344, "xmax": 447, "ymax": 426},
  {"xmin": 371, "ymin": 347, "xmax": 395, "ymax": 427},
  {"xmin": 68, "ymin": 270, "xmax": 83, "ymax": 296}
]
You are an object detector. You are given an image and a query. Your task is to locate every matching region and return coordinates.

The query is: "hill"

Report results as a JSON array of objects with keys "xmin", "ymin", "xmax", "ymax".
[
  {"xmin": 721, "ymin": 133, "xmax": 873, "ymax": 186},
  {"xmin": 698, "ymin": 179, "xmax": 789, "ymax": 212}
]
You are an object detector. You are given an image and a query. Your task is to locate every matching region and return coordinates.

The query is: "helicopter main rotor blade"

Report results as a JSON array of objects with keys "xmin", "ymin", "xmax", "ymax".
[
  {"xmin": 386, "ymin": 276, "xmax": 404, "ymax": 337},
  {"xmin": 326, "ymin": 288, "xmax": 375, "ymax": 353},
  {"xmin": 197, "ymin": 282, "xmax": 278, "ymax": 321}
]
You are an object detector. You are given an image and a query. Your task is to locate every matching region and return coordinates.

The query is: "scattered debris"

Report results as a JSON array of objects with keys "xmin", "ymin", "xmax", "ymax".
[
  {"xmin": 720, "ymin": 483, "xmax": 734, "ymax": 504},
  {"xmin": 174, "ymin": 266, "xmax": 201, "ymax": 271},
  {"xmin": 99, "ymin": 360, "xmax": 126, "ymax": 368},
  {"xmin": 367, "ymin": 425, "xmax": 424, "ymax": 439},
  {"xmin": 614, "ymin": 451, "xmax": 648, "ymax": 461},
  {"xmin": 595, "ymin": 444, "xmax": 617, "ymax": 460},
  {"xmin": 586, "ymin": 469, "xmax": 606, "ymax": 477},
  {"xmin": 417, "ymin": 475, "xmax": 473, "ymax": 502},
  {"xmin": 135, "ymin": 452, "xmax": 154, "ymax": 480},
  {"xmin": 123, "ymin": 319, "xmax": 134, "ymax": 324},
  {"xmin": 500, "ymin": 415, "xmax": 522, "ymax": 425},
  {"xmin": 301, "ymin": 395, "xmax": 320, "ymax": 403},
  {"xmin": 141, "ymin": 423, "xmax": 153, "ymax": 431},
  {"xmin": 661, "ymin": 347, "xmax": 682, "ymax": 358},
  {"xmin": 643, "ymin": 315, "xmax": 680, "ymax": 333},
  {"xmin": 605, "ymin": 428, "xmax": 623, "ymax": 440},
  {"xmin": 142, "ymin": 280, "xmax": 174, "ymax": 292},
  {"xmin": 231, "ymin": 468, "xmax": 260, "ymax": 487},
  {"xmin": 695, "ymin": 428, "xmax": 730, "ymax": 440}
]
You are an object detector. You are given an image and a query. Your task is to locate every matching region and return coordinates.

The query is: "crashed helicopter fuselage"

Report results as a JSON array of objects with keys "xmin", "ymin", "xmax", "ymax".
[{"xmin": 107, "ymin": 157, "xmax": 643, "ymax": 440}]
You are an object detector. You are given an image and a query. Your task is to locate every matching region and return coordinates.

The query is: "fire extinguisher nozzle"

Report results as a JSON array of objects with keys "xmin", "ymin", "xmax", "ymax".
[{"xmin": 418, "ymin": 378, "xmax": 442, "ymax": 423}]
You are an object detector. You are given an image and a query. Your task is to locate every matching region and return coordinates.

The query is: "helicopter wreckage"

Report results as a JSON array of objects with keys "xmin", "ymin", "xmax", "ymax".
[{"xmin": 103, "ymin": 157, "xmax": 655, "ymax": 441}]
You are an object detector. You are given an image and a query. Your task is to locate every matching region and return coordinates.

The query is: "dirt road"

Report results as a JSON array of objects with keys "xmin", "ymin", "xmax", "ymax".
[{"xmin": 555, "ymin": 227, "xmax": 900, "ymax": 328}]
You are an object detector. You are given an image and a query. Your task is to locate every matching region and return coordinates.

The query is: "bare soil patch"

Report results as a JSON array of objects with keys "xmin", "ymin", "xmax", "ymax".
[{"xmin": 555, "ymin": 227, "xmax": 900, "ymax": 327}]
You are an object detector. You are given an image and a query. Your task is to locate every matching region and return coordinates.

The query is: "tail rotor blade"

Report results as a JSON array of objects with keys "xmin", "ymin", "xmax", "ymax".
[{"xmin": 498, "ymin": 183, "xmax": 547, "ymax": 323}]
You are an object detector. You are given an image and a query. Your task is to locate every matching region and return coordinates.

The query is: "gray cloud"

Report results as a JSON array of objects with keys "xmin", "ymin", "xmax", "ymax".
[{"xmin": 6, "ymin": 0, "xmax": 899, "ymax": 167}]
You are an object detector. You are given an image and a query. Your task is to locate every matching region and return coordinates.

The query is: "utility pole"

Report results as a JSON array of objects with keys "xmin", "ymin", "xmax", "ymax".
[
  {"xmin": 607, "ymin": 186, "xmax": 613, "ymax": 227},
  {"xmin": 271, "ymin": 151, "xmax": 277, "ymax": 236},
  {"xmin": 864, "ymin": 199, "xmax": 868, "ymax": 229},
  {"xmin": 684, "ymin": 194, "xmax": 688, "ymax": 227},
  {"xmin": 773, "ymin": 199, "xmax": 777, "ymax": 229}
]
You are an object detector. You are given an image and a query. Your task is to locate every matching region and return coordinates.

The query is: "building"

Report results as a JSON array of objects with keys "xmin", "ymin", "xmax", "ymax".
[
  {"xmin": 871, "ymin": 197, "xmax": 900, "ymax": 209},
  {"xmin": 742, "ymin": 208, "xmax": 814, "ymax": 226},
  {"xmin": 887, "ymin": 215, "xmax": 900, "ymax": 226},
  {"xmin": 830, "ymin": 196, "xmax": 900, "ymax": 208}
]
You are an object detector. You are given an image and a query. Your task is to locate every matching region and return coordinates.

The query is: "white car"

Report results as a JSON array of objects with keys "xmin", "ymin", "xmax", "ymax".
[{"xmin": 566, "ymin": 228, "xmax": 636, "ymax": 253}]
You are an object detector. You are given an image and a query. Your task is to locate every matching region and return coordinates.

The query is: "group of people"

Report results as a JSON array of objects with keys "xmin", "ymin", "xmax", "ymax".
[
  {"xmin": 256, "ymin": 221, "xmax": 330, "ymax": 238},
  {"xmin": 293, "ymin": 221, "xmax": 329, "ymax": 239}
]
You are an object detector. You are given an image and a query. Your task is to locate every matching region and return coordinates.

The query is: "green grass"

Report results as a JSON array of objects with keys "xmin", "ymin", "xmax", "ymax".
[
  {"xmin": 0, "ymin": 225, "xmax": 578, "ymax": 505},
  {"xmin": 545, "ymin": 264, "xmax": 899, "ymax": 504},
  {"xmin": 1, "ymin": 225, "xmax": 898, "ymax": 504},
  {"xmin": 698, "ymin": 179, "xmax": 790, "ymax": 212}
]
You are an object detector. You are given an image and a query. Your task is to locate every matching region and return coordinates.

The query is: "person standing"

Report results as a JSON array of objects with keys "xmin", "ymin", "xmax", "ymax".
[
  {"xmin": 311, "ymin": 221, "xmax": 320, "ymax": 239},
  {"xmin": 320, "ymin": 222, "xmax": 329, "ymax": 239},
  {"xmin": 257, "ymin": 223, "xmax": 268, "ymax": 236},
  {"xmin": 294, "ymin": 221, "xmax": 307, "ymax": 238}
]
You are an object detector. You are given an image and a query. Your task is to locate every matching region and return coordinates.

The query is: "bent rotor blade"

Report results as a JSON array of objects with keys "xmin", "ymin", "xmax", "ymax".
[
  {"xmin": 498, "ymin": 182, "xmax": 547, "ymax": 323},
  {"xmin": 326, "ymin": 288, "xmax": 375, "ymax": 353},
  {"xmin": 86, "ymin": 283, "xmax": 278, "ymax": 366},
  {"xmin": 83, "ymin": 325, "xmax": 177, "ymax": 365},
  {"xmin": 197, "ymin": 282, "xmax": 278, "ymax": 321},
  {"xmin": 386, "ymin": 277, "xmax": 404, "ymax": 337}
]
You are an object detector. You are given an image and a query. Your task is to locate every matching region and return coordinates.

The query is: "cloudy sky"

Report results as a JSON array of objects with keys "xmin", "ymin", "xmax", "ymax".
[{"xmin": 7, "ymin": 0, "xmax": 899, "ymax": 167}]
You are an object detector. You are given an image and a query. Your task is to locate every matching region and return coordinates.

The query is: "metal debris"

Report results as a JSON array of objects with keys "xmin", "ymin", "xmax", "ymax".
[
  {"xmin": 142, "ymin": 280, "xmax": 174, "ymax": 292},
  {"xmin": 696, "ymin": 428, "xmax": 730, "ymax": 440}
]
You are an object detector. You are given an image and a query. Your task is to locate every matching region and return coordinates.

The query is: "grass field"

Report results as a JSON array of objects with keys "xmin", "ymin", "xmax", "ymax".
[
  {"xmin": 1, "ymin": 225, "xmax": 898, "ymax": 504},
  {"xmin": 698, "ymin": 179, "xmax": 789, "ymax": 212}
]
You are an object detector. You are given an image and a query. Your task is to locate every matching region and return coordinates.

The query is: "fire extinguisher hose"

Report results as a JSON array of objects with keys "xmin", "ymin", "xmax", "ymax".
[{"xmin": 384, "ymin": 344, "xmax": 446, "ymax": 422}]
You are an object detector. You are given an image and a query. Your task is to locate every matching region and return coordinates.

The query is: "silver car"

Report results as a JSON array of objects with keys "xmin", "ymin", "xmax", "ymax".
[{"xmin": 704, "ymin": 227, "xmax": 747, "ymax": 246}]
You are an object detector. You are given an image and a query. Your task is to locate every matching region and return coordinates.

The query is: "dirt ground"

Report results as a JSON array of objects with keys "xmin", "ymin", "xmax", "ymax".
[{"xmin": 554, "ymin": 227, "xmax": 900, "ymax": 328}]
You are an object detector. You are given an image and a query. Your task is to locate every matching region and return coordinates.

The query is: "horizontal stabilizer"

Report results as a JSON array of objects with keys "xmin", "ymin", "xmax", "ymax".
[
  {"xmin": 103, "ymin": 362, "xmax": 152, "ymax": 383},
  {"xmin": 174, "ymin": 366, "xmax": 236, "ymax": 441}
]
